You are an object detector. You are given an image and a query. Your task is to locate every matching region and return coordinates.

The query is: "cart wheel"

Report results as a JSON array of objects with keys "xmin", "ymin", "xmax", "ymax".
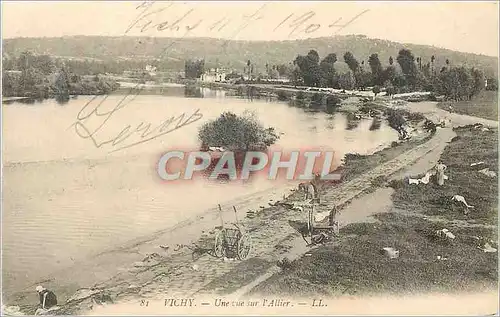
[
  {"xmin": 214, "ymin": 230, "xmax": 226, "ymax": 258},
  {"xmin": 311, "ymin": 233, "xmax": 326, "ymax": 244},
  {"xmin": 237, "ymin": 233, "xmax": 252, "ymax": 260}
]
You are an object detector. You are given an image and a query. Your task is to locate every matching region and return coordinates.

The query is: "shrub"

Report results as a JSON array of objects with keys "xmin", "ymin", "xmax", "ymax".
[{"xmin": 198, "ymin": 111, "xmax": 280, "ymax": 151}]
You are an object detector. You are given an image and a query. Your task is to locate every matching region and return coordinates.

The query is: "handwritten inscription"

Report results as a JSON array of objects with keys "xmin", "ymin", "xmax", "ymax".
[
  {"xmin": 72, "ymin": 86, "xmax": 203, "ymax": 153},
  {"xmin": 126, "ymin": 1, "xmax": 369, "ymax": 40}
]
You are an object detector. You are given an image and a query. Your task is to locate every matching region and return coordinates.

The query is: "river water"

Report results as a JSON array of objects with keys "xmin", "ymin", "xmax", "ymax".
[{"xmin": 2, "ymin": 87, "xmax": 398, "ymax": 295}]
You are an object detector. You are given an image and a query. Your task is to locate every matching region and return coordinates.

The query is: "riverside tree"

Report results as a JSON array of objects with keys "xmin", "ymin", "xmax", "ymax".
[
  {"xmin": 434, "ymin": 66, "xmax": 484, "ymax": 101},
  {"xmin": 396, "ymin": 49, "xmax": 418, "ymax": 88},
  {"xmin": 185, "ymin": 59, "xmax": 205, "ymax": 79},
  {"xmin": 319, "ymin": 53, "xmax": 338, "ymax": 87},
  {"xmin": 368, "ymin": 54, "xmax": 384, "ymax": 86},
  {"xmin": 343, "ymin": 52, "xmax": 360, "ymax": 73},
  {"xmin": 3, "ymin": 51, "xmax": 119, "ymax": 99},
  {"xmin": 387, "ymin": 109, "xmax": 407, "ymax": 138},
  {"xmin": 198, "ymin": 111, "xmax": 280, "ymax": 151},
  {"xmin": 294, "ymin": 50, "xmax": 322, "ymax": 87},
  {"xmin": 286, "ymin": 47, "xmax": 488, "ymax": 99},
  {"xmin": 54, "ymin": 67, "xmax": 71, "ymax": 103}
]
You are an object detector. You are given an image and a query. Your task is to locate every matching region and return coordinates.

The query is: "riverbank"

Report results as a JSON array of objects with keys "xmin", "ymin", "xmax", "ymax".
[
  {"xmin": 2, "ymin": 76, "xmax": 119, "ymax": 102},
  {"xmin": 2, "ymin": 97, "xmax": 434, "ymax": 315},
  {"xmin": 196, "ymin": 81, "xmax": 434, "ymax": 102},
  {"xmin": 249, "ymin": 118, "xmax": 498, "ymax": 313},
  {"xmin": 436, "ymin": 90, "xmax": 498, "ymax": 121}
]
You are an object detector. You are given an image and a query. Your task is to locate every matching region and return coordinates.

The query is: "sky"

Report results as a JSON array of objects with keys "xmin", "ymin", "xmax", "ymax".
[{"xmin": 2, "ymin": 1, "xmax": 499, "ymax": 56}]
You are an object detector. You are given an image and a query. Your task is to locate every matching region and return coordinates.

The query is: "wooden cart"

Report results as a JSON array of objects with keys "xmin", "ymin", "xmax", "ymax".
[
  {"xmin": 306, "ymin": 202, "xmax": 340, "ymax": 245},
  {"xmin": 213, "ymin": 205, "xmax": 252, "ymax": 260}
]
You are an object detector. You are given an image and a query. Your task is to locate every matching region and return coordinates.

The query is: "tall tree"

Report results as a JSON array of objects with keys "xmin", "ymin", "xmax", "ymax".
[
  {"xmin": 247, "ymin": 60, "xmax": 252, "ymax": 79},
  {"xmin": 294, "ymin": 50, "xmax": 321, "ymax": 87},
  {"xmin": 343, "ymin": 52, "xmax": 360, "ymax": 73},
  {"xmin": 470, "ymin": 68, "xmax": 485, "ymax": 98},
  {"xmin": 435, "ymin": 66, "xmax": 476, "ymax": 101},
  {"xmin": 368, "ymin": 53, "xmax": 383, "ymax": 85},
  {"xmin": 416, "ymin": 57, "xmax": 422, "ymax": 70},
  {"xmin": 319, "ymin": 53, "xmax": 337, "ymax": 87},
  {"xmin": 431, "ymin": 55, "xmax": 436, "ymax": 75},
  {"xmin": 396, "ymin": 49, "xmax": 418, "ymax": 87},
  {"xmin": 382, "ymin": 65, "xmax": 397, "ymax": 84},
  {"xmin": 338, "ymin": 72, "xmax": 355, "ymax": 90}
]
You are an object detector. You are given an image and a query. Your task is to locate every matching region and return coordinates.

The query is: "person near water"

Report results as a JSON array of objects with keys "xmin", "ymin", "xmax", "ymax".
[
  {"xmin": 435, "ymin": 161, "xmax": 447, "ymax": 186},
  {"xmin": 36, "ymin": 286, "xmax": 57, "ymax": 309}
]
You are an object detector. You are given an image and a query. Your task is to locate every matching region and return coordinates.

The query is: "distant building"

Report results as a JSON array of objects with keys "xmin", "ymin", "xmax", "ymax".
[
  {"xmin": 145, "ymin": 65, "xmax": 157, "ymax": 77},
  {"xmin": 199, "ymin": 68, "xmax": 227, "ymax": 83}
]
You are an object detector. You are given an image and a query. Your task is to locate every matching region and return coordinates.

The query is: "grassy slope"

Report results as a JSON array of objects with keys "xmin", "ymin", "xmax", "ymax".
[
  {"xmin": 391, "ymin": 125, "xmax": 498, "ymax": 225},
  {"xmin": 251, "ymin": 125, "xmax": 498, "ymax": 297},
  {"xmin": 437, "ymin": 90, "xmax": 498, "ymax": 121},
  {"xmin": 3, "ymin": 35, "xmax": 498, "ymax": 77}
]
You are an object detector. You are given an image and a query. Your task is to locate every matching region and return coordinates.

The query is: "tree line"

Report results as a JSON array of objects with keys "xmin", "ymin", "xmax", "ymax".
[
  {"xmin": 3, "ymin": 53, "xmax": 185, "ymax": 76},
  {"xmin": 290, "ymin": 48, "xmax": 497, "ymax": 101},
  {"xmin": 2, "ymin": 51, "xmax": 119, "ymax": 101}
]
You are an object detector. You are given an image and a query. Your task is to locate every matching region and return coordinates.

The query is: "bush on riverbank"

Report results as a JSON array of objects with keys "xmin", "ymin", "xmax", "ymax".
[
  {"xmin": 3, "ymin": 72, "xmax": 119, "ymax": 99},
  {"xmin": 326, "ymin": 95, "xmax": 342, "ymax": 114},
  {"xmin": 2, "ymin": 52, "xmax": 120, "ymax": 99},
  {"xmin": 198, "ymin": 111, "xmax": 280, "ymax": 152},
  {"xmin": 277, "ymin": 90, "xmax": 293, "ymax": 101}
]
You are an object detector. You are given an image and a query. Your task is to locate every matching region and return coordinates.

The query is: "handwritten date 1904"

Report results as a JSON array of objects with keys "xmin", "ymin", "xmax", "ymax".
[
  {"xmin": 126, "ymin": 1, "xmax": 369, "ymax": 39},
  {"xmin": 72, "ymin": 90, "xmax": 203, "ymax": 153}
]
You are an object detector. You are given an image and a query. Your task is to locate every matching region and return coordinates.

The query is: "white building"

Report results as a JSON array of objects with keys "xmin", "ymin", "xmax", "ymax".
[
  {"xmin": 200, "ymin": 68, "xmax": 226, "ymax": 82},
  {"xmin": 145, "ymin": 65, "xmax": 157, "ymax": 77}
]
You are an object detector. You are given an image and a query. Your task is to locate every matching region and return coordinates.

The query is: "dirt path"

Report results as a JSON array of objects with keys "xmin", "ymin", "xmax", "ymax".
[{"xmin": 405, "ymin": 101, "xmax": 498, "ymax": 128}]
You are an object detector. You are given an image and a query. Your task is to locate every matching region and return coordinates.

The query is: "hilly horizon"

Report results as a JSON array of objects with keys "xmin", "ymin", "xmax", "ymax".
[{"xmin": 3, "ymin": 35, "xmax": 498, "ymax": 77}]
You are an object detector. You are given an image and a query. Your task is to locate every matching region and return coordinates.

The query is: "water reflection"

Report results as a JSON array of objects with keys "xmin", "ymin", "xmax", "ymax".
[
  {"xmin": 55, "ymin": 94, "xmax": 70, "ymax": 105},
  {"xmin": 345, "ymin": 113, "xmax": 361, "ymax": 130},
  {"xmin": 369, "ymin": 118, "xmax": 382, "ymax": 131},
  {"xmin": 309, "ymin": 93, "xmax": 323, "ymax": 110},
  {"xmin": 184, "ymin": 85, "xmax": 203, "ymax": 98},
  {"xmin": 325, "ymin": 114, "xmax": 336, "ymax": 130}
]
